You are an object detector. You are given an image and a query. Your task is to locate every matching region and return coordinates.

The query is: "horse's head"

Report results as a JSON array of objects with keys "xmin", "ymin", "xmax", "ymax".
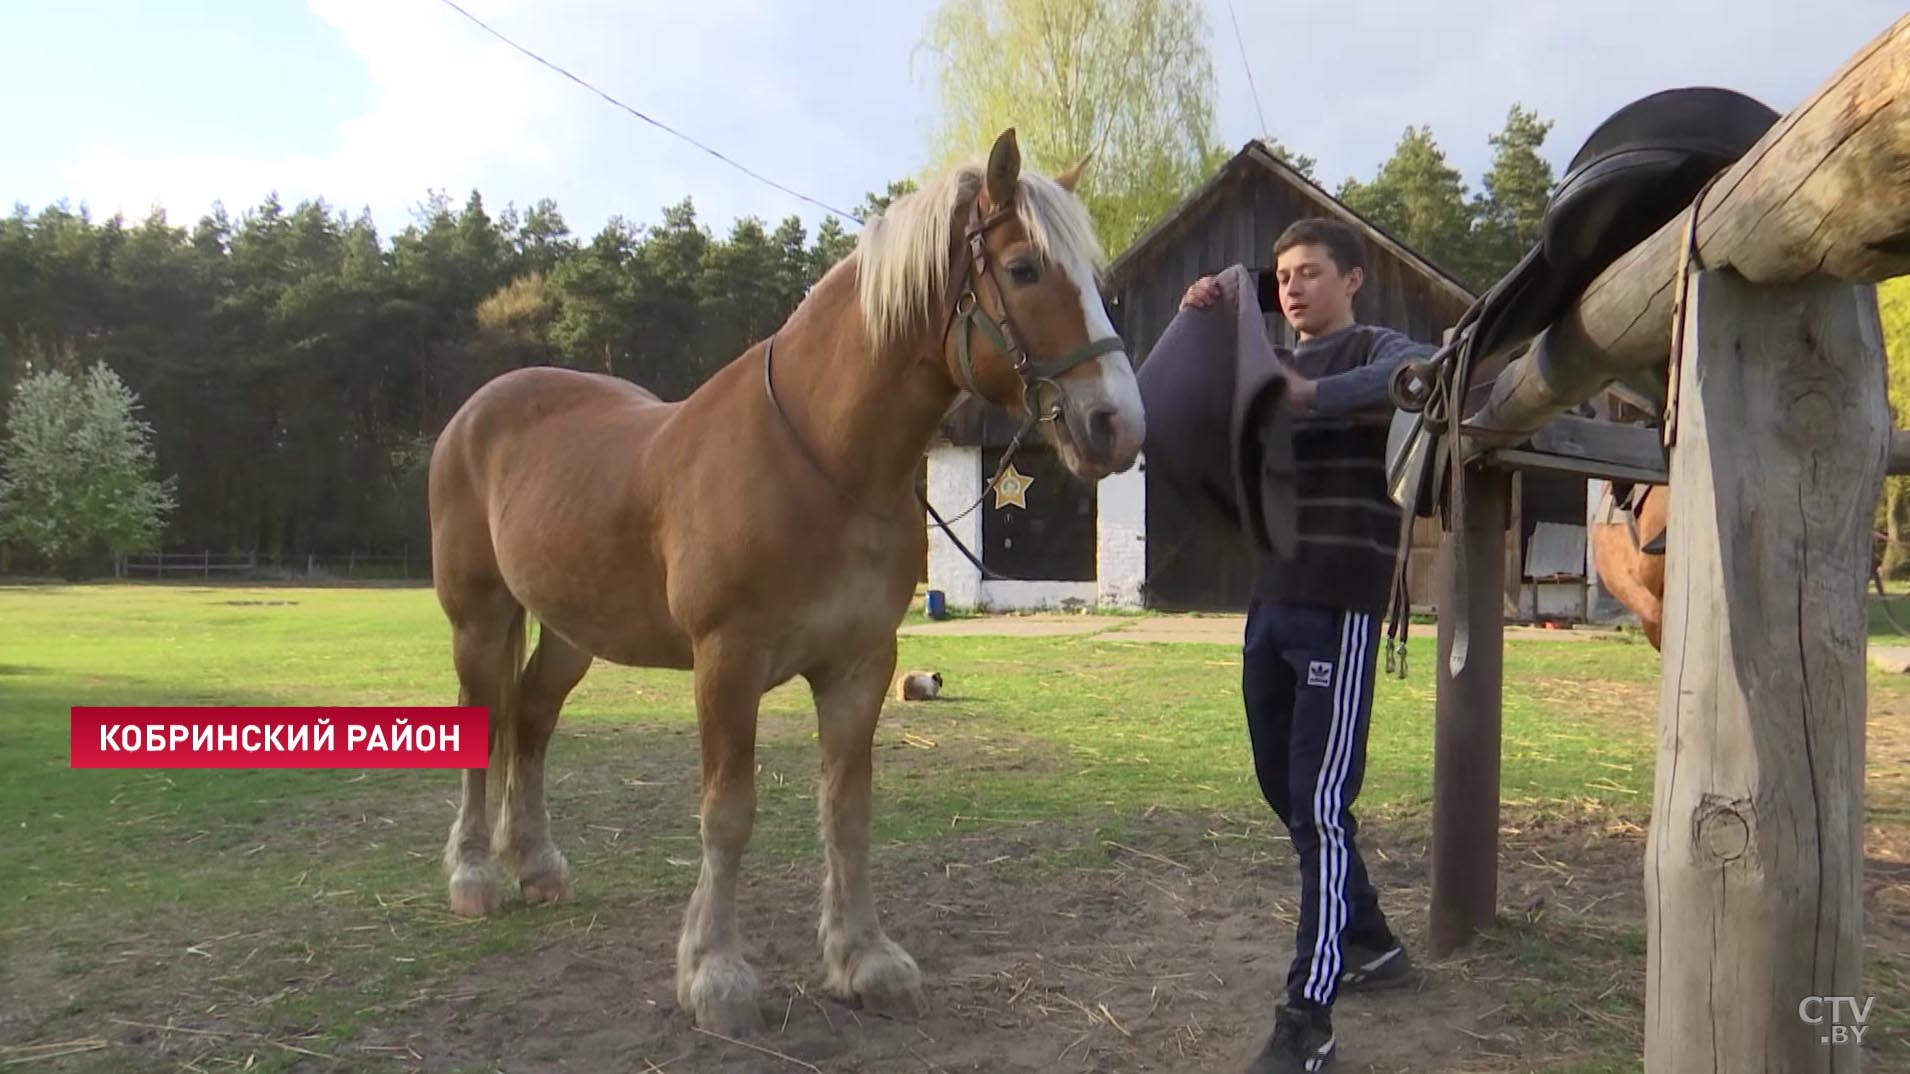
[{"xmin": 937, "ymin": 129, "xmax": 1145, "ymax": 481}]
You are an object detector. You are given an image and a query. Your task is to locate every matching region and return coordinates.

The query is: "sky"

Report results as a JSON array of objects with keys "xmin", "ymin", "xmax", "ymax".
[{"xmin": 4, "ymin": 0, "xmax": 1901, "ymax": 248}]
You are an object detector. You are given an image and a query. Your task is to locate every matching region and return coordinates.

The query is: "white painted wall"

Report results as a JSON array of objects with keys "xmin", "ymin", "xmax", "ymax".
[
  {"xmin": 1096, "ymin": 455, "xmax": 1147, "ymax": 609},
  {"xmin": 980, "ymin": 580, "xmax": 1098, "ymax": 612},
  {"xmin": 925, "ymin": 441, "xmax": 983, "ymax": 609},
  {"xmin": 924, "ymin": 445, "xmax": 1149, "ymax": 613}
]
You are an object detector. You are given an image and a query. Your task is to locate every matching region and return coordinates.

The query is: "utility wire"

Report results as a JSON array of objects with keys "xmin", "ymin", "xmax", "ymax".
[
  {"xmin": 432, "ymin": 0, "xmax": 864, "ymax": 224},
  {"xmin": 1224, "ymin": 0, "xmax": 1271, "ymax": 141}
]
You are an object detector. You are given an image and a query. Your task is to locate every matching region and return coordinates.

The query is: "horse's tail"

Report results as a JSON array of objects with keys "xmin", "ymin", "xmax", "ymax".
[{"xmin": 487, "ymin": 605, "xmax": 531, "ymax": 819}]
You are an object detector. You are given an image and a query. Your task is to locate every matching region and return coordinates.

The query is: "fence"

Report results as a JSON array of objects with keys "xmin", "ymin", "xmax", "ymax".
[{"xmin": 117, "ymin": 549, "xmax": 422, "ymax": 582}]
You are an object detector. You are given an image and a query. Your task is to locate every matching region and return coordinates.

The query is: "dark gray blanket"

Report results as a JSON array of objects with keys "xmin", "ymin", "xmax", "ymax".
[{"xmin": 1134, "ymin": 264, "xmax": 1297, "ymax": 559}]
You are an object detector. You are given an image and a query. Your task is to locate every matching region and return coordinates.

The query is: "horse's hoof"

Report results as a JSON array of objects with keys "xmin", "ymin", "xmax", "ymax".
[
  {"xmin": 519, "ymin": 852, "xmax": 572, "ymax": 906},
  {"xmin": 683, "ymin": 953, "xmax": 768, "ymax": 1036},
  {"xmin": 828, "ymin": 937, "xmax": 927, "ymax": 1020},
  {"xmin": 448, "ymin": 864, "xmax": 500, "ymax": 918},
  {"xmin": 520, "ymin": 871, "xmax": 572, "ymax": 906}
]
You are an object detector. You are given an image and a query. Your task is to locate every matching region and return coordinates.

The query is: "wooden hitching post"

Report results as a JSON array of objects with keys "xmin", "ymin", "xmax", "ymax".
[
  {"xmin": 1429, "ymin": 458, "xmax": 1511, "ymax": 956},
  {"xmin": 1645, "ymin": 268, "xmax": 1885, "ymax": 1072}
]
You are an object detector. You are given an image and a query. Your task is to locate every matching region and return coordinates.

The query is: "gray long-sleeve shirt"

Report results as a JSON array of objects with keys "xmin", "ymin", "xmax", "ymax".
[
  {"xmin": 1301, "ymin": 323, "xmax": 1435, "ymax": 418},
  {"xmin": 1253, "ymin": 322, "xmax": 1437, "ymax": 614}
]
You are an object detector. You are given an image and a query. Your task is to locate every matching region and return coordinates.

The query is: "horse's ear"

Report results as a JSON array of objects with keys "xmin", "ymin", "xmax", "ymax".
[
  {"xmin": 1054, "ymin": 153, "xmax": 1090, "ymax": 192},
  {"xmin": 985, "ymin": 128, "xmax": 1021, "ymax": 209}
]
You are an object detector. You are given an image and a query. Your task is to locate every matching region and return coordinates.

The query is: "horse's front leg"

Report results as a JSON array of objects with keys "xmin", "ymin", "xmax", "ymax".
[
  {"xmin": 676, "ymin": 636, "xmax": 769, "ymax": 1034},
  {"xmin": 809, "ymin": 641, "xmax": 926, "ymax": 1018}
]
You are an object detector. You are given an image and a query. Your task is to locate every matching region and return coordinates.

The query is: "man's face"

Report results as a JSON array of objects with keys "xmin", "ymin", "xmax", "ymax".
[{"xmin": 1275, "ymin": 243, "xmax": 1361, "ymax": 337}]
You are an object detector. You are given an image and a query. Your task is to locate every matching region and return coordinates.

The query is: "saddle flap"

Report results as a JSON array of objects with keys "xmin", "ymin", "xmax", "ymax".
[{"xmin": 1385, "ymin": 406, "xmax": 1447, "ymax": 519}]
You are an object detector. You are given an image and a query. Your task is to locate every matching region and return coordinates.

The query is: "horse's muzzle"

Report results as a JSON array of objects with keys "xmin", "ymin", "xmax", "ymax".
[{"xmin": 1061, "ymin": 396, "xmax": 1143, "ymax": 476}]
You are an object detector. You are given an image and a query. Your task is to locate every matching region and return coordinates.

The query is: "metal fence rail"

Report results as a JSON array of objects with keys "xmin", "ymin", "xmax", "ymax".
[{"xmin": 116, "ymin": 549, "xmax": 421, "ymax": 581}]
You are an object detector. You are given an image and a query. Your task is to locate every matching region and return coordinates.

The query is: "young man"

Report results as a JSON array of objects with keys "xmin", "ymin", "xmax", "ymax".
[{"xmin": 1180, "ymin": 216, "xmax": 1433, "ymax": 1073}]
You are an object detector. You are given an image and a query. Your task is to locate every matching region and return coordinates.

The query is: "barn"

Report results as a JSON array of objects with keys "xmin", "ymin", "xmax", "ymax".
[{"xmin": 924, "ymin": 139, "xmax": 1604, "ymax": 619}]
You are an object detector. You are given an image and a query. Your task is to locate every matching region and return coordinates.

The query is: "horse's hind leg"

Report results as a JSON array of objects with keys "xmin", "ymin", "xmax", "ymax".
[
  {"xmin": 440, "ymin": 592, "xmax": 526, "ymax": 918},
  {"xmin": 676, "ymin": 635, "xmax": 769, "ymax": 1035},
  {"xmin": 494, "ymin": 628, "xmax": 593, "ymax": 905},
  {"xmin": 810, "ymin": 641, "xmax": 926, "ymax": 1019}
]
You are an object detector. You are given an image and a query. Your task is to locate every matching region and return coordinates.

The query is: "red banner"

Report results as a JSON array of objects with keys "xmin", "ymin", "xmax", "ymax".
[{"xmin": 69, "ymin": 707, "xmax": 490, "ymax": 769}]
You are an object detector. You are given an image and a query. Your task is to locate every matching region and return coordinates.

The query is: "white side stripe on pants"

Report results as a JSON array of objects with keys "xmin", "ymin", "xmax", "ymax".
[{"xmin": 1302, "ymin": 610, "xmax": 1368, "ymax": 1005}]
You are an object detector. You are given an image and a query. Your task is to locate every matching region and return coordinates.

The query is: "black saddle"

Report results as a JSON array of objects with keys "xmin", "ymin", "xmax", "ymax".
[
  {"xmin": 1465, "ymin": 86, "xmax": 1781, "ymax": 370},
  {"xmin": 1386, "ymin": 86, "xmax": 1782, "ymax": 520},
  {"xmin": 1382, "ymin": 87, "xmax": 1779, "ymax": 676}
]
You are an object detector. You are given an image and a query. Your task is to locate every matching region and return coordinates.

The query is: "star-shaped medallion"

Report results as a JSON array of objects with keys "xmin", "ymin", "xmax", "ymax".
[{"xmin": 993, "ymin": 463, "xmax": 1034, "ymax": 510}]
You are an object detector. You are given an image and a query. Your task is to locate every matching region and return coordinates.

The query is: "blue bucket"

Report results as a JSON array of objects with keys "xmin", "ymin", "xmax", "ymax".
[{"xmin": 925, "ymin": 589, "xmax": 948, "ymax": 620}]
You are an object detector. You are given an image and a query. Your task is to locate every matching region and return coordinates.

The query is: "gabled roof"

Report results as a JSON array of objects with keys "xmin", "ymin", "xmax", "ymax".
[{"xmin": 1105, "ymin": 139, "xmax": 1477, "ymax": 307}]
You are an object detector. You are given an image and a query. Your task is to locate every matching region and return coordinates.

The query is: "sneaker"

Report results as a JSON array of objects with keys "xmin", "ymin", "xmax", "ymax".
[
  {"xmin": 1339, "ymin": 941, "xmax": 1415, "ymax": 992},
  {"xmin": 1246, "ymin": 1003, "xmax": 1336, "ymax": 1073}
]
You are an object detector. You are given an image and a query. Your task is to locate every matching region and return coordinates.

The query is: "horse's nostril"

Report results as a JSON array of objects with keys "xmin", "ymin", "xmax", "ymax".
[{"xmin": 1087, "ymin": 407, "xmax": 1117, "ymax": 456}]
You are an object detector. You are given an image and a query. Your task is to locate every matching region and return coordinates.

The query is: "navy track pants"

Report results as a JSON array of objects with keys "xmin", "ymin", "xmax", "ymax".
[{"xmin": 1242, "ymin": 600, "xmax": 1396, "ymax": 1013}]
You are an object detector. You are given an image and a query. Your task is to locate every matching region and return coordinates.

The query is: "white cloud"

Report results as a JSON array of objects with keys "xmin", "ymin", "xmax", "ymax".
[
  {"xmin": 50, "ymin": 0, "xmax": 1903, "ymax": 249},
  {"xmin": 62, "ymin": 0, "xmax": 587, "ymax": 231},
  {"xmin": 54, "ymin": 0, "xmax": 880, "ymax": 238}
]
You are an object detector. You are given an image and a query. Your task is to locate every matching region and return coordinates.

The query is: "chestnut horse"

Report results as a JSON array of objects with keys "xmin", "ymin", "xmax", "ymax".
[
  {"xmin": 425, "ymin": 129, "xmax": 1144, "ymax": 1034},
  {"xmin": 1592, "ymin": 477, "xmax": 1903, "ymax": 650},
  {"xmin": 1589, "ymin": 480, "xmax": 1669, "ymax": 649}
]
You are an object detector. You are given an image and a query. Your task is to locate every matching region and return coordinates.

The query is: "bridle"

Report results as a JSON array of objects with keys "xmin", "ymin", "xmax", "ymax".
[
  {"xmin": 763, "ymin": 189, "xmax": 1128, "ymax": 583},
  {"xmin": 910, "ymin": 197, "xmax": 1126, "ymax": 577},
  {"xmin": 943, "ymin": 198, "xmax": 1127, "ymax": 433}
]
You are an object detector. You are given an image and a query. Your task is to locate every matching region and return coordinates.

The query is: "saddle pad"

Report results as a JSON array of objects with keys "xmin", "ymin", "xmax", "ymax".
[{"xmin": 1135, "ymin": 264, "xmax": 1298, "ymax": 559}]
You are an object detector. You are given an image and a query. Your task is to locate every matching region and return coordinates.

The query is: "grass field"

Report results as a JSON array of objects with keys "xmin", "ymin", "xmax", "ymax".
[{"xmin": 1, "ymin": 583, "xmax": 1906, "ymax": 1072}]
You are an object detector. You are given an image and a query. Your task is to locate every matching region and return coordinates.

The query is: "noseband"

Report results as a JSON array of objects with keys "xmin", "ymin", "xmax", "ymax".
[{"xmin": 943, "ymin": 200, "xmax": 1127, "ymax": 429}]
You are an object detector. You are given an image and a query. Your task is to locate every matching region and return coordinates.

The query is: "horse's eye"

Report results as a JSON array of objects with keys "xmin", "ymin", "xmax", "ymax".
[{"xmin": 1008, "ymin": 262, "xmax": 1040, "ymax": 286}]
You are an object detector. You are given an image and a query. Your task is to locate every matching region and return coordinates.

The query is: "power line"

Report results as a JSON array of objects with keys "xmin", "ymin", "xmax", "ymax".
[
  {"xmin": 431, "ymin": 0, "xmax": 864, "ymax": 224},
  {"xmin": 1224, "ymin": 0, "xmax": 1271, "ymax": 141}
]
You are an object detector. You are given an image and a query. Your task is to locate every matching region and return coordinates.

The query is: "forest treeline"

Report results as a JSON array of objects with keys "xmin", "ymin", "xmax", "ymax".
[{"xmin": 5, "ymin": 112, "xmax": 1904, "ymax": 572}]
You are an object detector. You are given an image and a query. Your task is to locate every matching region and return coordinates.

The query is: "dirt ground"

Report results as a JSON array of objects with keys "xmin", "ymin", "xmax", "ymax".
[
  {"xmin": 345, "ymin": 806, "xmax": 1907, "ymax": 1074},
  {"xmin": 8, "ymin": 617, "xmax": 1908, "ymax": 1072}
]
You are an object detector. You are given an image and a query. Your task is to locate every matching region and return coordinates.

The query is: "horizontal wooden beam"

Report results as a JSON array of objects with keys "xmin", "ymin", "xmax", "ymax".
[
  {"xmin": 1475, "ymin": 414, "xmax": 1667, "ymax": 484},
  {"xmin": 1464, "ymin": 13, "xmax": 1910, "ymax": 442},
  {"xmin": 1469, "ymin": 418, "xmax": 1910, "ymax": 483},
  {"xmin": 1487, "ymin": 447, "xmax": 1667, "ymax": 487}
]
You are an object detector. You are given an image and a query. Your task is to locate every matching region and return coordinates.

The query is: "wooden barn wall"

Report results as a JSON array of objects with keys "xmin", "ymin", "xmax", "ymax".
[{"xmin": 1108, "ymin": 167, "xmax": 1473, "ymax": 612}]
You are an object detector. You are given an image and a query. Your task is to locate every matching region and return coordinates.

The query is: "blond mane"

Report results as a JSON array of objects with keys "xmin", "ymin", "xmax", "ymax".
[{"xmin": 852, "ymin": 163, "xmax": 1106, "ymax": 354}]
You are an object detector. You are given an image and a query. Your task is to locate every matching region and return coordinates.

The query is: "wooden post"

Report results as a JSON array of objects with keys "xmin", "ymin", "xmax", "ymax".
[
  {"xmin": 1429, "ymin": 460, "xmax": 1510, "ymax": 956},
  {"xmin": 1646, "ymin": 269, "xmax": 1884, "ymax": 1072}
]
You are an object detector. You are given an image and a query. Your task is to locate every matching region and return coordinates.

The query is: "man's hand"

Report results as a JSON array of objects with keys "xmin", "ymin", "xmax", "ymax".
[
  {"xmin": 1178, "ymin": 275, "xmax": 1221, "ymax": 311},
  {"xmin": 1284, "ymin": 373, "xmax": 1318, "ymax": 415}
]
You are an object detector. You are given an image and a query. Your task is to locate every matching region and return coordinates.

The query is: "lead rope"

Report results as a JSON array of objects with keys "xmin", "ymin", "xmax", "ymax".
[{"xmin": 1384, "ymin": 504, "xmax": 1417, "ymax": 677}]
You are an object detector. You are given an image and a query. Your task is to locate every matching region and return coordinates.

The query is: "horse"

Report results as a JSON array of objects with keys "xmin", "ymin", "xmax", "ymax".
[
  {"xmin": 424, "ymin": 128, "xmax": 1145, "ymax": 1035},
  {"xmin": 1591, "ymin": 476, "xmax": 1905, "ymax": 651},
  {"xmin": 1589, "ymin": 480, "xmax": 1669, "ymax": 649}
]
